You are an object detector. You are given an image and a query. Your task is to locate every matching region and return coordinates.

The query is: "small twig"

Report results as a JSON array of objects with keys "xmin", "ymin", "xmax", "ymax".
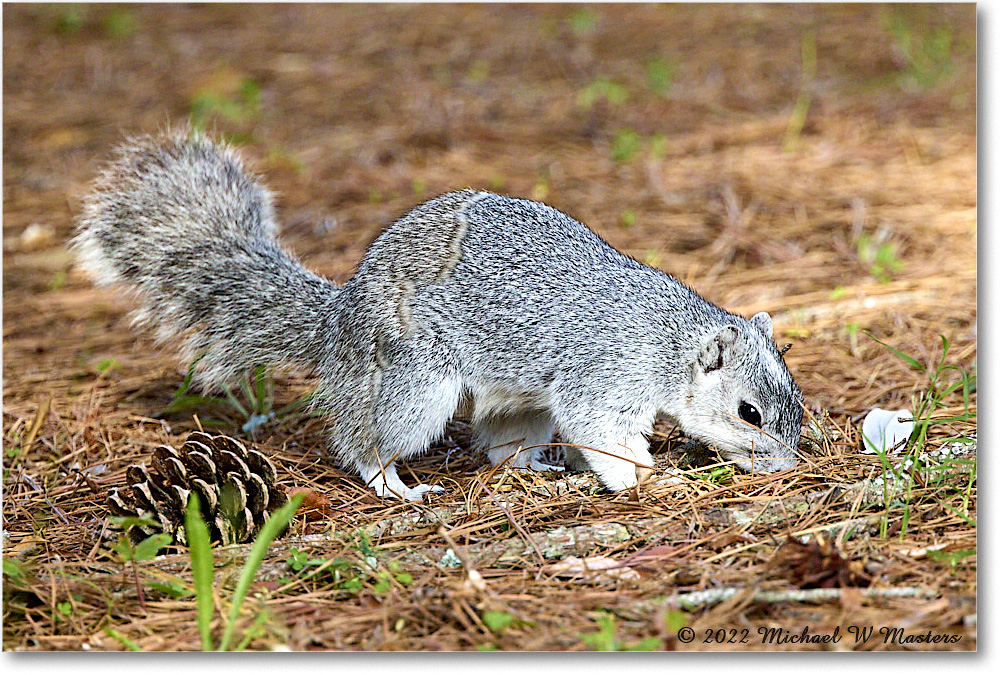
[
  {"xmin": 665, "ymin": 585, "xmax": 938, "ymax": 611},
  {"xmin": 21, "ymin": 395, "xmax": 52, "ymax": 454},
  {"xmin": 20, "ymin": 473, "xmax": 72, "ymax": 524}
]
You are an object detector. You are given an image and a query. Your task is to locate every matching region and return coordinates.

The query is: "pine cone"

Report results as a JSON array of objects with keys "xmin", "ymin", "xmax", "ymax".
[{"xmin": 108, "ymin": 432, "xmax": 288, "ymax": 546}]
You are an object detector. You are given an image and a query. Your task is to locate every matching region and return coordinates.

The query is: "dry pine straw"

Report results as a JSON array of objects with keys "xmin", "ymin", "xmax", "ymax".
[
  {"xmin": 1, "ymin": 118, "xmax": 978, "ymax": 654},
  {"xmin": 2, "ymin": 370, "xmax": 977, "ymax": 650},
  {"xmin": 4, "ymin": 164, "xmax": 975, "ymax": 651},
  {"xmin": 1, "ymin": 139, "xmax": 978, "ymax": 651},
  {"xmin": 2, "ymin": 2, "xmax": 976, "ymax": 652}
]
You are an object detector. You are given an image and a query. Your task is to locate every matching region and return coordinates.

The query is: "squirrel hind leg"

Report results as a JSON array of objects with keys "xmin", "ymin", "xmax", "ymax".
[
  {"xmin": 372, "ymin": 363, "xmax": 463, "ymax": 458},
  {"xmin": 360, "ymin": 360, "xmax": 462, "ymax": 500},
  {"xmin": 358, "ymin": 462, "xmax": 445, "ymax": 501},
  {"xmin": 475, "ymin": 411, "xmax": 557, "ymax": 470}
]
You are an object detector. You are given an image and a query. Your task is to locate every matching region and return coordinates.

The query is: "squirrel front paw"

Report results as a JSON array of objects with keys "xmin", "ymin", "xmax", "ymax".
[
  {"xmin": 567, "ymin": 435, "xmax": 655, "ymax": 492},
  {"xmin": 594, "ymin": 461, "xmax": 640, "ymax": 492}
]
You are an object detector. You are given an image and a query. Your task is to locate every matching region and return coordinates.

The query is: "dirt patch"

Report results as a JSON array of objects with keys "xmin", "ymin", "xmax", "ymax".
[{"xmin": 3, "ymin": 3, "xmax": 976, "ymax": 651}]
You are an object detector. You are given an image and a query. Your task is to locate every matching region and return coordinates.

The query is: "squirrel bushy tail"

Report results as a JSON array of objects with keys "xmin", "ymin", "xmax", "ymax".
[{"xmin": 73, "ymin": 129, "xmax": 341, "ymax": 386}]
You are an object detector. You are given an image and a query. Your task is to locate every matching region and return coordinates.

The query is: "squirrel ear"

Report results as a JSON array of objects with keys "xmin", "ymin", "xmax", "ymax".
[
  {"xmin": 696, "ymin": 326, "xmax": 740, "ymax": 374},
  {"xmin": 751, "ymin": 312, "xmax": 774, "ymax": 339}
]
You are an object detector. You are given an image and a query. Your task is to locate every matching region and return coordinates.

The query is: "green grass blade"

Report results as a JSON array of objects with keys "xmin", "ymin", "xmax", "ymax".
[
  {"xmin": 238, "ymin": 373, "xmax": 257, "ymax": 411},
  {"xmin": 160, "ymin": 355, "xmax": 228, "ymax": 415},
  {"xmin": 221, "ymin": 383, "xmax": 249, "ymax": 418},
  {"xmin": 255, "ymin": 366, "xmax": 267, "ymax": 405},
  {"xmin": 103, "ymin": 626, "xmax": 143, "ymax": 651},
  {"xmin": 253, "ymin": 365, "xmax": 271, "ymax": 415},
  {"xmin": 275, "ymin": 392, "xmax": 316, "ymax": 417},
  {"xmin": 936, "ymin": 499, "xmax": 977, "ymax": 528},
  {"xmin": 866, "ymin": 333, "xmax": 926, "ymax": 373},
  {"xmin": 218, "ymin": 492, "xmax": 304, "ymax": 651},
  {"xmin": 185, "ymin": 492, "xmax": 216, "ymax": 651},
  {"xmin": 174, "ymin": 356, "xmax": 201, "ymax": 397},
  {"xmin": 935, "ymin": 334, "xmax": 951, "ymax": 375},
  {"xmin": 160, "ymin": 394, "xmax": 227, "ymax": 416}
]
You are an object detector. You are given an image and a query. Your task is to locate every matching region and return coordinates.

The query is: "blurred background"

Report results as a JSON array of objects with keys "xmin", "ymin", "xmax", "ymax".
[{"xmin": 4, "ymin": 2, "xmax": 977, "ymax": 415}]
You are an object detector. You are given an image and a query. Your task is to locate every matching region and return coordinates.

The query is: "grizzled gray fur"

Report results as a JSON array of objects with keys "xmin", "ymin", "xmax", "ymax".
[{"xmin": 74, "ymin": 129, "xmax": 803, "ymax": 501}]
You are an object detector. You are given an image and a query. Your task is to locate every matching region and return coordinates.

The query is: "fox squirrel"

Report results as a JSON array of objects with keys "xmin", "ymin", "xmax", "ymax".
[{"xmin": 74, "ymin": 129, "xmax": 803, "ymax": 500}]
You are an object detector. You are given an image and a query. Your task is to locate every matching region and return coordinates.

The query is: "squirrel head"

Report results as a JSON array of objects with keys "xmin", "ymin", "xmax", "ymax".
[{"xmin": 677, "ymin": 312, "xmax": 803, "ymax": 472}]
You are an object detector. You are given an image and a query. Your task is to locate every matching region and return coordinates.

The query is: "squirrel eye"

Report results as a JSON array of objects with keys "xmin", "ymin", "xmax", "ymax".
[{"xmin": 738, "ymin": 402, "xmax": 762, "ymax": 428}]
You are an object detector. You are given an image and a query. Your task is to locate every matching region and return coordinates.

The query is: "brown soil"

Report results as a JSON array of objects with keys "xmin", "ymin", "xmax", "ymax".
[{"xmin": 3, "ymin": 3, "xmax": 976, "ymax": 651}]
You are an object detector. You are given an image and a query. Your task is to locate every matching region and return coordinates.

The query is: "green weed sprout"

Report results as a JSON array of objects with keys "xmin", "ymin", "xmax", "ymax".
[{"xmin": 183, "ymin": 491, "xmax": 304, "ymax": 651}]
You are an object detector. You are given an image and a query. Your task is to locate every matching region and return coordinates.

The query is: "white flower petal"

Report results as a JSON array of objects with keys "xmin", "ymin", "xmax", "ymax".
[{"xmin": 861, "ymin": 408, "xmax": 914, "ymax": 455}]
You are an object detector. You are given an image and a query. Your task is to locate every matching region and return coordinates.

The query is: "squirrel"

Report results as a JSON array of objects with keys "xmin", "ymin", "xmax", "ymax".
[{"xmin": 73, "ymin": 129, "xmax": 803, "ymax": 501}]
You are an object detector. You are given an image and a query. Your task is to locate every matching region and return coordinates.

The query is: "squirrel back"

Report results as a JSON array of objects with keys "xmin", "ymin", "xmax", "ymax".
[{"xmin": 76, "ymin": 130, "xmax": 803, "ymax": 500}]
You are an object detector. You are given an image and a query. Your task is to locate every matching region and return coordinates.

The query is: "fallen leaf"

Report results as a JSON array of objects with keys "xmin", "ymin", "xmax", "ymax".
[
  {"xmin": 4, "ymin": 223, "xmax": 56, "ymax": 252},
  {"xmin": 708, "ymin": 531, "xmax": 756, "ymax": 550},
  {"xmin": 285, "ymin": 486, "xmax": 332, "ymax": 521},
  {"xmin": 543, "ymin": 555, "xmax": 640, "ymax": 582},
  {"xmin": 463, "ymin": 569, "xmax": 487, "ymax": 593},
  {"xmin": 625, "ymin": 544, "xmax": 679, "ymax": 565},
  {"xmin": 769, "ymin": 535, "xmax": 870, "ymax": 589}
]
